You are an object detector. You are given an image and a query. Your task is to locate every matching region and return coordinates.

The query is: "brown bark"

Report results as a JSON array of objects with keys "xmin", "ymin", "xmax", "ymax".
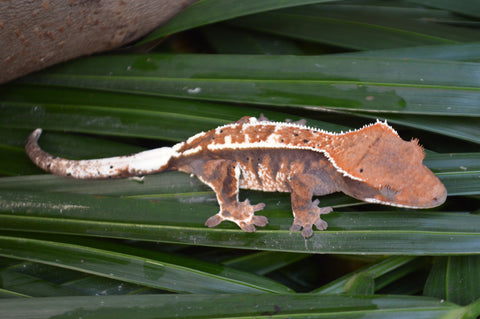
[{"xmin": 0, "ymin": 0, "xmax": 198, "ymax": 84}]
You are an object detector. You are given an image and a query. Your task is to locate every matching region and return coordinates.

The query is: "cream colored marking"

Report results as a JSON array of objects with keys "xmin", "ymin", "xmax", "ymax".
[
  {"xmin": 364, "ymin": 197, "xmax": 420, "ymax": 209},
  {"xmin": 215, "ymin": 122, "xmax": 240, "ymax": 135},
  {"xmin": 185, "ymin": 131, "xmax": 207, "ymax": 145},
  {"xmin": 265, "ymin": 133, "xmax": 280, "ymax": 144},
  {"xmin": 182, "ymin": 145, "xmax": 203, "ymax": 156},
  {"xmin": 46, "ymin": 147, "xmax": 176, "ymax": 179},
  {"xmin": 257, "ymin": 158, "xmax": 276, "ymax": 191},
  {"xmin": 239, "ymin": 163, "xmax": 262, "ymax": 190},
  {"xmin": 172, "ymin": 141, "xmax": 185, "ymax": 151},
  {"xmin": 234, "ymin": 163, "xmax": 241, "ymax": 196},
  {"xmin": 275, "ymin": 158, "xmax": 290, "ymax": 191}
]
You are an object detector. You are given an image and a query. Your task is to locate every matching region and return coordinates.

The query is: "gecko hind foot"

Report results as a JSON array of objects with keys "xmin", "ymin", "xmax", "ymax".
[
  {"xmin": 205, "ymin": 200, "xmax": 268, "ymax": 233},
  {"xmin": 290, "ymin": 204, "xmax": 333, "ymax": 238}
]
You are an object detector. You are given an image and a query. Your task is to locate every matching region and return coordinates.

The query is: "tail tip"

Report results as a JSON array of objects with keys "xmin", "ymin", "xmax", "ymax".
[{"xmin": 31, "ymin": 128, "xmax": 43, "ymax": 140}]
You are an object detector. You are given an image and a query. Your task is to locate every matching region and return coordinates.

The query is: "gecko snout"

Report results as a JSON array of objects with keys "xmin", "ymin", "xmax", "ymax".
[{"xmin": 424, "ymin": 181, "xmax": 447, "ymax": 208}]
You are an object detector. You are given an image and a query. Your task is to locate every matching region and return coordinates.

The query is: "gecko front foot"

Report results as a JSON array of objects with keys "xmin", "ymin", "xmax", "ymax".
[
  {"xmin": 290, "ymin": 200, "xmax": 333, "ymax": 238},
  {"xmin": 205, "ymin": 199, "xmax": 268, "ymax": 232}
]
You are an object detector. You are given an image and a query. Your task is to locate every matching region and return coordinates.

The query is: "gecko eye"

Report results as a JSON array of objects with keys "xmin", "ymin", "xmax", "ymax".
[{"xmin": 379, "ymin": 185, "xmax": 399, "ymax": 201}]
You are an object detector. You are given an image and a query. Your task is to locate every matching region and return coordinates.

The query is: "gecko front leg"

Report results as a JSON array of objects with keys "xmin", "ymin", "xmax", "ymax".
[
  {"xmin": 288, "ymin": 173, "xmax": 334, "ymax": 238},
  {"xmin": 184, "ymin": 159, "xmax": 268, "ymax": 232}
]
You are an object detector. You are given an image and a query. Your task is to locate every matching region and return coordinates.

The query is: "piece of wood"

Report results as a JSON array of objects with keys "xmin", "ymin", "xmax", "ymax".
[{"xmin": 0, "ymin": 0, "xmax": 198, "ymax": 84}]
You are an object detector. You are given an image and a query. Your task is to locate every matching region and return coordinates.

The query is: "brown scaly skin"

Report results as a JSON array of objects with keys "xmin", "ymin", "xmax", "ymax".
[{"xmin": 26, "ymin": 116, "xmax": 447, "ymax": 238}]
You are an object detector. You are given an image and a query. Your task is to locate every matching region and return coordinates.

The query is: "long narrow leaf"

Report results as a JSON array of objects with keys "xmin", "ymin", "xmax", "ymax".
[
  {"xmin": 408, "ymin": 0, "xmax": 480, "ymax": 19},
  {"xmin": 18, "ymin": 55, "xmax": 480, "ymax": 118},
  {"xmin": 0, "ymin": 232, "xmax": 290, "ymax": 294},
  {"xmin": 0, "ymin": 85, "xmax": 344, "ymax": 140},
  {"xmin": 139, "ymin": 0, "xmax": 338, "ymax": 43},
  {"xmin": 314, "ymin": 256, "xmax": 425, "ymax": 294},
  {"xmin": 344, "ymin": 42, "xmax": 480, "ymax": 61},
  {"xmin": 0, "ymin": 293, "xmax": 464, "ymax": 319},
  {"xmin": 424, "ymin": 256, "xmax": 480, "ymax": 305},
  {"xmin": 341, "ymin": 112, "xmax": 480, "ymax": 144},
  {"xmin": 0, "ymin": 189, "xmax": 479, "ymax": 254},
  {"xmin": 228, "ymin": 4, "xmax": 480, "ymax": 50}
]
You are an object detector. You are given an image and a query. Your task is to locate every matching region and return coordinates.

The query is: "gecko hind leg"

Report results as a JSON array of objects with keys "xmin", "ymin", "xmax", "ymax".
[
  {"xmin": 194, "ymin": 159, "xmax": 268, "ymax": 232},
  {"xmin": 290, "ymin": 199, "xmax": 333, "ymax": 238},
  {"xmin": 288, "ymin": 174, "xmax": 334, "ymax": 238},
  {"xmin": 205, "ymin": 199, "xmax": 267, "ymax": 232}
]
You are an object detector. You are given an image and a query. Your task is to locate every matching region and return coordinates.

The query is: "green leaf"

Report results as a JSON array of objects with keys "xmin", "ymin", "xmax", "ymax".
[
  {"xmin": 1, "ymin": 2, "xmax": 479, "ymax": 313},
  {"xmin": 0, "ymin": 232, "xmax": 290, "ymax": 294},
  {"xmin": 0, "ymin": 188, "xmax": 479, "ymax": 255},
  {"xmin": 222, "ymin": 251, "xmax": 309, "ymax": 275},
  {"xmin": 424, "ymin": 153, "xmax": 480, "ymax": 173},
  {"xmin": 344, "ymin": 42, "xmax": 480, "ymax": 61},
  {"xmin": 0, "ymin": 144, "xmax": 42, "ymax": 176},
  {"xmin": 0, "ymin": 288, "xmax": 29, "ymax": 299},
  {"xmin": 200, "ymin": 25, "xmax": 306, "ymax": 55},
  {"xmin": 346, "ymin": 112, "xmax": 480, "ymax": 144},
  {"xmin": 0, "ymin": 293, "xmax": 463, "ymax": 319},
  {"xmin": 0, "ymin": 260, "xmax": 163, "ymax": 296},
  {"xmin": 407, "ymin": 0, "xmax": 480, "ymax": 19},
  {"xmin": 228, "ymin": 4, "xmax": 480, "ymax": 50},
  {"xmin": 0, "ymin": 264, "xmax": 83, "ymax": 297},
  {"xmin": 314, "ymin": 256, "xmax": 423, "ymax": 294},
  {"xmin": 424, "ymin": 256, "xmax": 480, "ymax": 305},
  {"xmin": 17, "ymin": 54, "xmax": 480, "ymax": 118},
  {"xmin": 0, "ymin": 84, "xmax": 344, "ymax": 141},
  {"xmin": 344, "ymin": 273, "xmax": 375, "ymax": 294},
  {"xmin": 138, "ymin": 0, "xmax": 338, "ymax": 43}
]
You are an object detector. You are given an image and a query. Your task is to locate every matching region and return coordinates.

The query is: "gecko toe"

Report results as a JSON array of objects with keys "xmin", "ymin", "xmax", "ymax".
[
  {"xmin": 253, "ymin": 215, "xmax": 269, "ymax": 227},
  {"xmin": 205, "ymin": 214, "xmax": 223, "ymax": 228},
  {"xmin": 314, "ymin": 219, "xmax": 328, "ymax": 231},
  {"xmin": 240, "ymin": 223, "xmax": 256, "ymax": 233},
  {"xmin": 289, "ymin": 223, "xmax": 302, "ymax": 232},
  {"xmin": 243, "ymin": 199, "xmax": 265, "ymax": 212},
  {"xmin": 252, "ymin": 202, "xmax": 266, "ymax": 212},
  {"xmin": 320, "ymin": 207, "xmax": 333, "ymax": 215},
  {"xmin": 301, "ymin": 225, "xmax": 314, "ymax": 238},
  {"xmin": 290, "ymin": 204, "xmax": 332, "ymax": 237}
]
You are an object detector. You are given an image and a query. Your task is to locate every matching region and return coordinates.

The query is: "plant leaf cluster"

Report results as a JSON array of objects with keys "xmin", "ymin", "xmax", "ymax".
[{"xmin": 1, "ymin": 1, "xmax": 479, "ymax": 318}]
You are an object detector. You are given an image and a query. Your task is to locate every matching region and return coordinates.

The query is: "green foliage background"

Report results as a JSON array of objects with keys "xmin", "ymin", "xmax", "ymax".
[{"xmin": 1, "ymin": 0, "xmax": 480, "ymax": 318}]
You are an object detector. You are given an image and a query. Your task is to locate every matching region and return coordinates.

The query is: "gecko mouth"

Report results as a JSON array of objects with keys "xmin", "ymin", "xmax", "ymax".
[
  {"xmin": 364, "ymin": 187, "xmax": 447, "ymax": 209},
  {"xmin": 363, "ymin": 197, "xmax": 423, "ymax": 209}
]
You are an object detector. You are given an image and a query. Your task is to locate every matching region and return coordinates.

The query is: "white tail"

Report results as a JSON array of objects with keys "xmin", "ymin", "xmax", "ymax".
[{"xmin": 26, "ymin": 129, "xmax": 177, "ymax": 179}]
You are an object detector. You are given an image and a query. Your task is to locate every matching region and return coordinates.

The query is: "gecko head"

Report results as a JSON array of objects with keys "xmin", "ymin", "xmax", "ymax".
[{"xmin": 339, "ymin": 123, "xmax": 447, "ymax": 209}]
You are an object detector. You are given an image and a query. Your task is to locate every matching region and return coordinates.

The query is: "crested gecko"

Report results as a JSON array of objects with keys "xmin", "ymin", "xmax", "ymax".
[{"xmin": 26, "ymin": 115, "xmax": 447, "ymax": 238}]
